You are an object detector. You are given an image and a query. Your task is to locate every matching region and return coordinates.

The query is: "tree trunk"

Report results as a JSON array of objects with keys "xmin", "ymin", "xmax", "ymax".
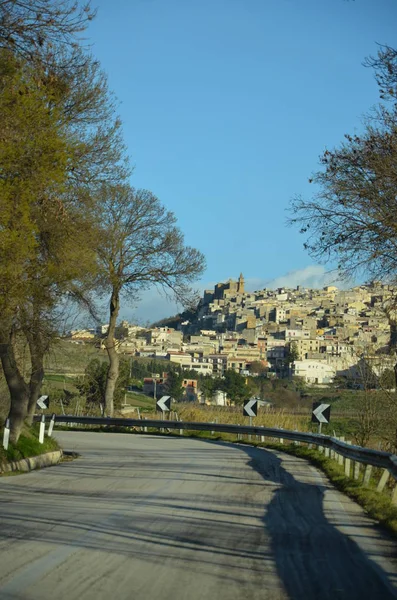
[
  {"xmin": 0, "ymin": 325, "xmax": 29, "ymax": 443},
  {"xmin": 389, "ymin": 318, "xmax": 397, "ymax": 353},
  {"xmin": 25, "ymin": 332, "xmax": 45, "ymax": 425},
  {"xmin": 104, "ymin": 288, "xmax": 120, "ymax": 417}
]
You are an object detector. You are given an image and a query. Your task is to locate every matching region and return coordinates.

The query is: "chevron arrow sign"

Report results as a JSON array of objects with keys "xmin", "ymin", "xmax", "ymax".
[
  {"xmin": 243, "ymin": 398, "xmax": 258, "ymax": 417},
  {"xmin": 156, "ymin": 395, "xmax": 171, "ymax": 412},
  {"xmin": 311, "ymin": 402, "xmax": 331, "ymax": 424},
  {"xmin": 37, "ymin": 395, "xmax": 49, "ymax": 410}
]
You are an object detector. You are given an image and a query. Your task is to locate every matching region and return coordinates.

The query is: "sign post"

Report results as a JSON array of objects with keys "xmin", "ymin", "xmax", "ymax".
[
  {"xmin": 311, "ymin": 402, "xmax": 331, "ymax": 434},
  {"xmin": 243, "ymin": 399, "xmax": 258, "ymax": 441}
]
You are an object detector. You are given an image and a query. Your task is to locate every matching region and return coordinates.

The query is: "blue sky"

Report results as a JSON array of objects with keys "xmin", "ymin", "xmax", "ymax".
[{"xmin": 86, "ymin": 0, "xmax": 397, "ymax": 323}]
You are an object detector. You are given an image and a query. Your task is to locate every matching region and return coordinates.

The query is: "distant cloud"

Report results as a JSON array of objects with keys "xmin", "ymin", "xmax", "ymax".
[{"xmin": 246, "ymin": 265, "xmax": 350, "ymax": 292}]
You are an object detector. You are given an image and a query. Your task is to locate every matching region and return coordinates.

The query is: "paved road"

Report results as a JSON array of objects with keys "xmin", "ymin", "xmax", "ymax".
[{"xmin": 0, "ymin": 432, "xmax": 397, "ymax": 600}]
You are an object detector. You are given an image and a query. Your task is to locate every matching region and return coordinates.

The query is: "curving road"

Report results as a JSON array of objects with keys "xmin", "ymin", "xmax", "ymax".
[{"xmin": 0, "ymin": 431, "xmax": 397, "ymax": 600}]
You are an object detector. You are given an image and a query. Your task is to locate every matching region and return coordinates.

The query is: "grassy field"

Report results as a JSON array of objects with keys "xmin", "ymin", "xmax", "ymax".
[{"xmin": 44, "ymin": 340, "xmax": 107, "ymax": 375}]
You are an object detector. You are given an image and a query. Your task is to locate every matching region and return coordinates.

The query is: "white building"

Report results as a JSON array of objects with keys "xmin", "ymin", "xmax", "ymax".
[{"xmin": 292, "ymin": 360, "xmax": 335, "ymax": 384}]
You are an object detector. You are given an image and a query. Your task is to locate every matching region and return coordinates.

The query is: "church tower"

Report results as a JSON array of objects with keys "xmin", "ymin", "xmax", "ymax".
[{"xmin": 237, "ymin": 273, "xmax": 244, "ymax": 294}]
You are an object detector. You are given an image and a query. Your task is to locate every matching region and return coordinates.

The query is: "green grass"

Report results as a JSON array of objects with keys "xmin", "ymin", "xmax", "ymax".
[
  {"xmin": 0, "ymin": 424, "xmax": 59, "ymax": 465},
  {"xmin": 123, "ymin": 392, "xmax": 156, "ymax": 411},
  {"xmin": 44, "ymin": 374, "xmax": 77, "ymax": 383}
]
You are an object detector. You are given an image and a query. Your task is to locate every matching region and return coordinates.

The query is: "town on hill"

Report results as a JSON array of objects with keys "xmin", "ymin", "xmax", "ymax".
[{"xmin": 68, "ymin": 274, "xmax": 397, "ymax": 393}]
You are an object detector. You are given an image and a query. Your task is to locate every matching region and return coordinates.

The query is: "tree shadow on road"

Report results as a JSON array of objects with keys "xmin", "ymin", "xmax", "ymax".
[{"xmin": 237, "ymin": 443, "xmax": 397, "ymax": 600}]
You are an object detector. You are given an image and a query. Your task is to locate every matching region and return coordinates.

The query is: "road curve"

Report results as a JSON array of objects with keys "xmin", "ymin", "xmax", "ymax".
[{"xmin": 0, "ymin": 431, "xmax": 396, "ymax": 600}]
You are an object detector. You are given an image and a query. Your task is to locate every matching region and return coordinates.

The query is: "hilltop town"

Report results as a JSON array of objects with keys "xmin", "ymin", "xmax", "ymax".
[{"xmin": 68, "ymin": 274, "xmax": 397, "ymax": 388}]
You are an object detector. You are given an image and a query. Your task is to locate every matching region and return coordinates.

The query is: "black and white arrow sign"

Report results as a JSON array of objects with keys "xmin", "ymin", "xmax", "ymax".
[
  {"xmin": 243, "ymin": 398, "xmax": 258, "ymax": 417},
  {"xmin": 156, "ymin": 395, "xmax": 171, "ymax": 412},
  {"xmin": 37, "ymin": 395, "xmax": 49, "ymax": 410},
  {"xmin": 311, "ymin": 402, "xmax": 331, "ymax": 424}
]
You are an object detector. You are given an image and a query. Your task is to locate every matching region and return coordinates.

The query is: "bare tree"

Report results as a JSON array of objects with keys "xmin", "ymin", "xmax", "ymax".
[
  {"xmin": 96, "ymin": 184, "xmax": 206, "ymax": 416},
  {"xmin": 0, "ymin": 0, "xmax": 95, "ymax": 63},
  {"xmin": 290, "ymin": 46, "xmax": 397, "ymax": 277},
  {"xmin": 289, "ymin": 45, "xmax": 397, "ymax": 357}
]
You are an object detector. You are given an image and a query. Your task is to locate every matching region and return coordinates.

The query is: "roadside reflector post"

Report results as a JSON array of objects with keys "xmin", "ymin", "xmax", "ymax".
[
  {"xmin": 3, "ymin": 418, "xmax": 10, "ymax": 450},
  {"xmin": 39, "ymin": 414, "xmax": 45, "ymax": 444},
  {"xmin": 48, "ymin": 413, "xmax": 56, "ymax": 437}
]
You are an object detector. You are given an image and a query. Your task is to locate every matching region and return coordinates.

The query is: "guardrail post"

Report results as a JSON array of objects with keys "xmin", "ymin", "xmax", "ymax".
[
  {"xmin": 376, "ymin": 468, "xmax": 390, "ymax": 493},
  {"xmin": 279, "ymin": 428, "xmax": 284, "ymax": 445},
  {"xmin": 324, "ymin": 446, "xmax": 330, "ymax": 458},
  {"xmin": 337, "ymin": 436, "xmax": 344, "ymax": 465},
  {"xmin": 363, "ymin": 464, "xmax": 373, "ymax": 487},
  {"xmin": 353, "ymin": 461, "xmax": 361, "ymax": 480},
  {"xmin": 344, "ymin": 441, "xmax": 352, "ymax": 477},
  {"xmin": 144, "ymin": 417, "xmax": 148, "ymax": 433},
  {"xmin": 294, "ymin": 429, "xmax": 299, "ymax": 446},
  {"xmin": 330, "ymin": 438, "xmax": 336, "ymax": 460},
  {"xmin": 2, "ymin": 418, "xmax": 10, "ymax": 450},
  {"xmin": 392, "ymin": 484, "xmax": 397, "ymax": 505},
  {"xmin": 261, "ymin": 435, "xmax": 265, "ymax": 443},
  {"xmin": 180, "ymin": 419, "xmax": 183, "ymax": 436}
]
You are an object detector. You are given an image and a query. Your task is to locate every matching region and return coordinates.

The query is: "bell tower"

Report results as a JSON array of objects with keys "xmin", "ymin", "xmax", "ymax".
[{"xmin": 237, "ymin": 273, "xmax": 244, "ymax": 294}]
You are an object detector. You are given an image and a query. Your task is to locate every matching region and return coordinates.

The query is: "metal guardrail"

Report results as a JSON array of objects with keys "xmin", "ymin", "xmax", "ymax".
[{"xmin": 35, "ymin": 414, "xmax": 397, "ymax": 479}]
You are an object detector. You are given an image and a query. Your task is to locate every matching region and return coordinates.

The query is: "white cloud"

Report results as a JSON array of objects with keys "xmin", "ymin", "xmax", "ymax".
[{"xmin": 245, "ymin": 265, "xmax": 349, "ymax": 292}]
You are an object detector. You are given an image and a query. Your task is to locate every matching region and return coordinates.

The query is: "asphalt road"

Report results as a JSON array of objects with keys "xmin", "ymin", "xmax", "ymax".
[{"xmin": 0, "ymin": 432, "xmax": 397, "ymax": 600}]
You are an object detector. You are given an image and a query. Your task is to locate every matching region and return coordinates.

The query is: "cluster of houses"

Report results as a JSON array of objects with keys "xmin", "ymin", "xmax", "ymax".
[{"xmin": 68, "ymin": 275, "xmax": 397, "ymax": 389}]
